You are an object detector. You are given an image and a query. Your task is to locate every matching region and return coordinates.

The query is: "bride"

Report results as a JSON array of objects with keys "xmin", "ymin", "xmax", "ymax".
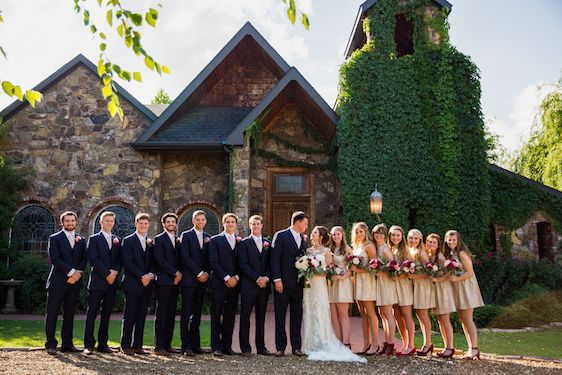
[{"xmin": 302, "ymin": 226, "xmax": 367, "ymax": 363}]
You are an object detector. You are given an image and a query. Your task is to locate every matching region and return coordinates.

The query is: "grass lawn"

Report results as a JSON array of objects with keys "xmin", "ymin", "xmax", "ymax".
[{"xmin": 0, "ymin": 320, "xmax": 210, "ymax": 349}]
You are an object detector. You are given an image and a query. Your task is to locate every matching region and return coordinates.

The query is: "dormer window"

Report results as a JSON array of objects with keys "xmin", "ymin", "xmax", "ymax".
[{"xmin": 395, "ymin": 14, "xmax": 414, "ymax": 56}]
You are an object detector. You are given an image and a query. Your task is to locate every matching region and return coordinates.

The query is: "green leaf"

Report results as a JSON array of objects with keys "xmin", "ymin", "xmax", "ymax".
[
  {"xmin": 130, "ymin": 13, "xmax": 143, "ymax": 26},
  {"xmin": 133, "ymin": 72, "xmax": 142, "ymax": 82},
  {"xmin": 154, "ymin": 62, "xmax": 161, "ymax": 74},
  {"xmin": 108, "ymin": 100, "xmax": 118, "ymax": 118},
  {"xmin": 117, "ymin": 23, "xmax": 124, "ymax": 37},
  {"xmin": 0, "ymin": 46, "xmax": 6, "ymax": 58},
  {"xmin": 100, "ymin": 42, "xmax": 106, "ymax": 51},
  {"xmin": 162, "ymin": 65, "xmax": 170, "ymax": 74},
  {"xmin": 90, "ymin": 24, "xmax": 97, "ymax": 34},
  {"xmin": 100, "ymin": 32, "xmax": 106, "ymax": 40},
  {"xmin": 25, "ymin": 90, "xmax": 42, "ymax": 108},
  {"xmin": 102, "ymin": 85, "xmax": 112, "ymax": 98},
  {"xmin": 301, "ymin": 13, "xmax": 310, "ymax": 30},
  {"xmin": 83, "ymin": 10, "xmax": 90, "ymax": 26},
  {"xmin": 120, "ymin": 71, "xmax": 131, "ymax": 81},
  {"xmin": 144, "ymin": 56, "xmax": 154, "ymax": 70},
  {"xmin": 103, "ymin": 75, "xmax": 111, "ymax": 86},
  {"xmin": 1, "ymin": 81, "xmax": 14, "ymax": 96},
  {"xmin": 125, "ymin": 35, "xmax": 133, "ymax": 48},
  {"xmin": 287, "ymin": 8, "xmax": 296, "ymax": 25},
  {"xmin": 106, "ymin": 10, "xmax": 113, "ymax": 27},
  {"xmin": 97, "ymin": 59, "xmax": 106, "ymax": 76},
  {"xmin": 146, "ymin": 12, "xmax": 156, "ymax": 27},
  {"xmin": 13, "ymin": 85, "xmax": 23, "ymax": 101}
]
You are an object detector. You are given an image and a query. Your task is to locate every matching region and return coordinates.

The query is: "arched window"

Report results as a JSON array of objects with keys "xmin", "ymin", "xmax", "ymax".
[
  {"xmin": 10, "ymin": 204, "xmax": 56, "ymax": 254},
  {"xmin": 178, "ymin": 206, "xmax": 221, "ymax": 235},
  {"xmin": 92, "ymin": 204, "xmax": 136, "ymax": 240}
]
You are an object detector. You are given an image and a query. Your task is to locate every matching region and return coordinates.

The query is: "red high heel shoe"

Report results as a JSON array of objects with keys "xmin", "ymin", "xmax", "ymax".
[
  {"xmin": 437, "ymin": 348, "xmax": 455, "ymax": 359},
  {"xmin": 463, "ymin": 347, "xmax": 481, "ymax": 360},
  {"xmin": 417, "ymin": 344, "xmax": 434, "ymax": 357},
  {"xmin": 396, "ymin": 346, "xmax": 416, "ymax": 356},
  {"xmin": 384, "ymin": 343, "xmax": 395, "ymax": 356},
  {"xmin": 377, "ymin": 342, "xmax": 388, "ymax": 355}
]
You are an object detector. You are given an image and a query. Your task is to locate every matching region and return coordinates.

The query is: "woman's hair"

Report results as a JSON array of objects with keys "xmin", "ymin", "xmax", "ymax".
[
  {"xmin": 371, "ymin": 223, "xmax": 387, "ymax": 244},
  {"xmin": 442, "ymin": 230, "xmax": 471, "ymax": 258},
  {"xmin": 425, "ymin": 233, "xmax": 441, "ymax": 260},
  {"xmin": 407, "ymin": 229, "xmax": 424, "ymax": 249},
  {"xmin": 313, "ymin": 226, "xmax": 330, "ymax": 247},
  {"xmin": 351, "ymin": 222, "xmax": 371, "ymax": 246},
  {"xmin": 387, "ymin": 225, "xmax": 406, "ymax": 260},
  {"xmin": 329, "ymin": 226, "xmax": 348, "ymax": 255}
]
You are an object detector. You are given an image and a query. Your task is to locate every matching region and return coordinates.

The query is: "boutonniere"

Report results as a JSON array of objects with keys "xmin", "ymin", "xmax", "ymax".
[
  {"xmin": 302, "ymin": 234, "xmax": 308, "ymax": 242},
  {"xmin": 236, "ymin": 236, "xmax": 242, "ymax": 242},
  {"xmin": 176, "ymin": 236, "xmax": 182, "ymax": 244},
  {"xmin": 113, "ymin": 237, "xmax": 120, "ymax": 245},
  {"xmin": 75, "ymin": 235, "xmax": 82, "ymax": 242},
  {"xmin": 263, "ymin": 240, "xmax": 270, "ymax": 250},
  {"xmin": 203, "ymin": 237, "xmax": 210, "ymax": 244},
  {"xmin": 146, "ymin": 238, "xmax": 153, "ymax": 246}
]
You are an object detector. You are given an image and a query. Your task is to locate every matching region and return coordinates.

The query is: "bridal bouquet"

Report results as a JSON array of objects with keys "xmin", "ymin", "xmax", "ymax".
[
  {"xmin": 295, "ymin": 254, "xmax": 327, "ymax": 288},
  {"xmin": 368, "ymin": 257, "xmax": 384, "ymax": 274},
  {"xmin": 444, "ymin": 257, "xmax": 462, "ymax": 276}
]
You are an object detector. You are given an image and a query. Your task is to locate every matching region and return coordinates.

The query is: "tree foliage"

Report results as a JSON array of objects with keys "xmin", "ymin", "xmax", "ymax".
[
  {"xmin": 151, "ymin": 88, "xmax": 172, "ymax": 104},
  {"xmin": 337, "ymin": 0, "xmax": 490, "ymax": 249},
  {"xmin": 513, "ymin": 78, "xmax": 562, "ymax": 191}
]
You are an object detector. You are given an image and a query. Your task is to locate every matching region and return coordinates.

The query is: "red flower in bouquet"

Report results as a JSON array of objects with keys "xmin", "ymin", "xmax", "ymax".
[
  {"xmin": 424, "ymin": 261, "xmax": 440, "ymax": 277},
  {"xmin": 386, "ymin": 260, "xmax": 401, "ymax": 276},
  {"xmin": 444, "ymin": 257, "xmax": 461, "ymax": 275},
  {"xmin": 368, "ymin": 257, "xmax": 384, "ymax": 273},
  {"xmin": 401, "ymin": 259, "xmax": 416, "ymax": 274},
  {"xmin": 346, "ymin": 254, "xmax": 363, "ymax": 270}
]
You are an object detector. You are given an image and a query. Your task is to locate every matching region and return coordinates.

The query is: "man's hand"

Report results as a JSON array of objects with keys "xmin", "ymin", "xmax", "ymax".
[
  {"xmin": 274, "ymin": 280, "xmax": 283, "ymax": 294},
  {"xmin": 197, "ymin": 272, "xmax": 209, "ymax": 283},
  {"xmin": 174, "ymin": 271, "xmax": 183, "ymax": 285},
  {"xmin": 106, "ymin": 269, "xmax": 118, "ymax": 285},
  {"xmin": 256, "ymin": 276, "xmax": 269, "ymax": 288},
  {"xmin": 225, "ymin": 277, "xmax": 237, "ymax": 288},
  {"xmin": 141, "ymin": 273, "xmax": 154, "ymax": 287},
  {"xmin": 66, "ymin": 277, "xmax": 76, "ymax": 284}
]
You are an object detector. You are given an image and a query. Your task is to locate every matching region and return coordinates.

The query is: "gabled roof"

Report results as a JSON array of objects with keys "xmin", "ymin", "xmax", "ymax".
[
  {"xmin": 0, "ymin": 54, "xmax": 156, "ymax": 122},
  {"xmin": 344, "ymin": 0, "xmax": 453, "ymax": 58},
  {"xmin": 489, "ymin": 164, "xmax": 562, "ymax": 199},
  {"xmin": 227, "ymin": 67, "xmax": 338, "ymax": 145},
  {"xmin": 133, "ymin": 22, "xmax": 290, "ymax": 148}
]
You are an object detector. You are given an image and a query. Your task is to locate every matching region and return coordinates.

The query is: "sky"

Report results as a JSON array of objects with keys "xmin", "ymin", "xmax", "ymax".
[{"xmin": 1, "ymin": 0, "xmax": 561, "ymax": 152}]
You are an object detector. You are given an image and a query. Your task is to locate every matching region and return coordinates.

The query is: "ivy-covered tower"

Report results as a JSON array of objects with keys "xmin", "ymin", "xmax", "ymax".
[{"xmin": 337, "ymin": 0, "xmax": 490, "ymax": 247}]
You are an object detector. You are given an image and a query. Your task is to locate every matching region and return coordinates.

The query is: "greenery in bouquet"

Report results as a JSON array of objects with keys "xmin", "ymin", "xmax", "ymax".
[{"xmin": 295, "ymin": 254, "xmax": 327, "ymax": 288}]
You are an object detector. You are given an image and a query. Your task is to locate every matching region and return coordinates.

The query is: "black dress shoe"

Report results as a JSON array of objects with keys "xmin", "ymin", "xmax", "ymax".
[
  {"xmin": 212, "ymin": 350, "xmax": 223, "ymax": 357},
  {"xmin": 134, "ymin": 348, "xmax": 151, "ymax": 355},
  {"xmin": 97, "ymin": 346, "xmax": 116, "ymax": 353},
  {"xmin": 166, "ymin": 348, "xmax": 182, "ymax": 354},
  {"xmin": 154, "ymin": 348, "xmax": 170, "ymax": 356},
  {"xmin": 275, "ymin": 351, "xmax": 284, "ymax": 357},
  {"xmin": 194, "ymin": 347, "xmax": 212, "ymax": 354},
  {"xmin": 257, "ymin": 349, "xmax": 274, "ymax": 356},
  {"xmin": 182, "ymin": 349, "xmax": 195, "ymax": 357},
  {"xmin": 121, "ymin": 348, "xmax": 135, "ymax": 356},
  {"xmin": 46, "ymin": 348, "xmax": 57, "ymax": 356},
  {"xmin": 223, "ymin": 348, "xmax": 240, "ymax": 356},
  {"xmin": 83, "ymin": 348, "xmax": 94, "ymax": 355},
  {"xmin": 241, "ymin": 351, "xmax": 252, "ymax": 357},
  {"xmin": 61, "ymin": 346, "xmax": 81, "ymax": 353},
  {"xmin": 292, "ymin": 350, "xmax": 306, "ymax": 357}
]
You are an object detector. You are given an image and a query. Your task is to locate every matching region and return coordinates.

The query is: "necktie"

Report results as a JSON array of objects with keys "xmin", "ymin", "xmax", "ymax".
[
  {"xmin": 198, "ymin": 233, "xmax": 203, "ymax": 249},
  {"xmin": 107, "ymin": 234, "xmax": 112, "ymax": 249},
  {"xmin": 68, "ymin": 233, "xmax": 75, "ymax": 248},
  {"xmin": 141, "ymin": 237, "xmax": 146, "ymax": 251},
  {"xmin": 256, "ymin": 237, "xmax": 262, "ymax": 253},
  {"xmin": 228, "ymin": 234, "xmax": 235, "ymax": 250}
]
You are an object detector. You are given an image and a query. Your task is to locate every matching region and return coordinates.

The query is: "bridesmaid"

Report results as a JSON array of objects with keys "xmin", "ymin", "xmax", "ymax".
[
  {"xmin": 372, "ymin": 224, "xmax": 398, "ymax": 356},
  {"xmin": 328, "ymin": 226, "xmax": 354, "ymax": 348},
  {"xmin": 350, "ymin": 222, "xmax": 379, "ymax": 355},
  {"xmin": 406, "ymin": 229, "xmax": 436, "ymax": 356},
  {"xmin": 388, "ymin": 225, "xmax": 416, "ymax": 356},
  {"xmin": 444, "ymin": 230, "xmax": 484, "ymax": 360},
  {"xmin": 427, "ymin": 233, "xmax": 457, "ymax": 359}
]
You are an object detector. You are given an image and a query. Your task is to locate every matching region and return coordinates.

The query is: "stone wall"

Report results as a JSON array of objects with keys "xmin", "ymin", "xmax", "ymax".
[
  {"xmin": 160, "ymin": 152, "xmax": 227, "ymax": 217},
  {"xmin": 2, "ymin": 64, "xmax": 162, "ymax": 233},
  {"xmin": 247, "ymin": 105, "xmax": 340, "ymax": 233}
]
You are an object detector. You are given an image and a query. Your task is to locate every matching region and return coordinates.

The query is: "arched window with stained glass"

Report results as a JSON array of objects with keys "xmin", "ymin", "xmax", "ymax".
[
  {"xmin": 178, "ymin": 205, "xmax": 221, "ymax": 236},
  {"xmin": 10, "ymin": 204, "xmax": 56, "ymax": 254},
  {"xmin": 92, "ymin": 204, "xmax": 136, "ymax": 240}
]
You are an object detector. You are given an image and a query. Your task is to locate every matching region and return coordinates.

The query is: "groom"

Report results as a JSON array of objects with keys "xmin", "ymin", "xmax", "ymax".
[{"xmin": 270, "ymin": 211, "xmax": 308, "ymax": 357}]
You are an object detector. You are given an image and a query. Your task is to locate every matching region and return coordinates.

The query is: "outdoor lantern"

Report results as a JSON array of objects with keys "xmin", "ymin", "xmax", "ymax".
[{"xmin": 370, "ymin": 186, "xmax": 383, "ymax": 215}]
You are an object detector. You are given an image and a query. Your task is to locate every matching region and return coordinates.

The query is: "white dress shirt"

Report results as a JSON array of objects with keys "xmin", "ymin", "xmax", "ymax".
[
  {"xmin": 102, "ymin": 230, "xmax": 112, "ymax": 249},
  {"xmin": 166, "ymin": 231, "xmax": 176, "ymax": 248},
  {"xmin": 136, "ymin": 232, "xmax": 147, "ymax": 251},
  {"xmin": 289, "ymin": 227, "xmax": 302, "ymax": 248},
  {"xmin": 63, "ymin": 230, "xmax": 76, "ymax": 277},
  {"xmin": 194, "ymin": 228, "xmax": 204, "ymax": 249},
  {"xmin": 252, "ymin": 234, "xmax": 263, "ymax": 252}
]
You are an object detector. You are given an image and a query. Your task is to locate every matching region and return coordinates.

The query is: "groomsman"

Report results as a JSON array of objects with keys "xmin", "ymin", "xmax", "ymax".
[
  {"xmin": 45, "ymin": 211, "xmax": 87, "ymax": 355},
  {"xmin": 271, "ymin": 211, "xmax": 308, "ymax": 357},
  {"xmin": 120, "ymin": 213, "xmax": 155, "ymax": 355},
  {"xmin": 209, "ymin": 213, "xmax": 241, "ymax": 356},
  {"xmin": 83, "ymin": 211, "xmax": 122, "ymax": 355},
  {"xmin": 153, "ymin": 212, "xmax": 182, "ymax": 356},
  {"xmin": 179, "ymin": 210, "xmax": 212, "ymax": 356},
  {"xmin": 238, "ymin": 215, "xmax": 273, "ymax": 356}
]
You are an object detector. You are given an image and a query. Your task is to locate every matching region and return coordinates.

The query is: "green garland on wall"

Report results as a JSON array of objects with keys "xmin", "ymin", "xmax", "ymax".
[{"xmin": 337, "ymin": 0, "xmax": 491, "ymax": 249}]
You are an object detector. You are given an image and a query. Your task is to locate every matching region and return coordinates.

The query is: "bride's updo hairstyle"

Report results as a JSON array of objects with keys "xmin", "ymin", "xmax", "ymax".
[{"xmin": 313, "ymin": 226, "xmax": 330, "ymax": 247}]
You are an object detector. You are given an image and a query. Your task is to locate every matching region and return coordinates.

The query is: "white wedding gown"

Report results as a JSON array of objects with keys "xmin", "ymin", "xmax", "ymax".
[{"xmin": 302, "ymin": 247, "xmax": 367, "ymax": 363}]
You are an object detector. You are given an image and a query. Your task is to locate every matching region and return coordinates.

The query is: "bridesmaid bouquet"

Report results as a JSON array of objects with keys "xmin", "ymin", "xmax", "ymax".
[
  {"xmin": 295, "ymin": 254, "xmax": 327, "ymax": 288},
  {"xmin": 444, "ymin": 257, "xmax": 462, "ymax": 276},
  {"xmin": 384, "ymin": 259, "xmax": 401, "ymax": 276},
  {"xmin": 368, "ymin": 257, "xmax": 384, "ymax": 274},
  {"xmin": 346, "ymin": 254, "xmax": 367, "ymax": 270},
  {"xmin": 424, "ymin": 261, "xmax": 441, "ymax": 277},
  {"xmin": 326, "ymin": 264, "xmax": 346, "ymax": 283},
  {"xmin": 401, "ymin": 259, "xmax": 417, "ymax": 274}
]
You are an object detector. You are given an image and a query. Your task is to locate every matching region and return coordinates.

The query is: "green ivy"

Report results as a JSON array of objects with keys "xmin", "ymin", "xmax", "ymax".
[{"xmin": 337, "ymin": 0, "xmax": 490, "ymax": 249}]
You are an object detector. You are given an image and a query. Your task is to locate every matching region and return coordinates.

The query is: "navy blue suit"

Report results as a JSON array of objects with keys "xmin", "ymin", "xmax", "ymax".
[
  {"xmin": 44, "ymin": 230, "xmax": 87, "ymax": 350},
  {"xmin": 120, "ymin": 232, "xmax": 154, "ymax": 350},
  {"xmin": 209, "ymin": 233, "xmax": 240, "ymax": 352},
  {"xmin": 153, "ymin": 231, "xmax": 180, "ymax": 350},
  {"xmin": 270, "ymin": 227, "xmax": 307, "ymax": 352},
  {"xmin": 84, "ymin": 231, "xmax": 122, "ymax": 349},
  {"xmin": 238, "ymin": 235, "xmax": 271, "ymax": 353},
  {"xmin": 178, "ymin": 228, "xmax": 211, "ymax": 351}
]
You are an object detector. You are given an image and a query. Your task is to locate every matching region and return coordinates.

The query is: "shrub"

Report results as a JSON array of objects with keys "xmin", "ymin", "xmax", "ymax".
[
  {"xmin": 492, "ymin": 291, "xmax": 562, "ymax": 328},
  {"xmin": 473, "ymin": 304, "xmax": 503, "ymax": 328},
  {"xmin": 8, "ymin": 254, "xmax": 50, "ymax": 314}
]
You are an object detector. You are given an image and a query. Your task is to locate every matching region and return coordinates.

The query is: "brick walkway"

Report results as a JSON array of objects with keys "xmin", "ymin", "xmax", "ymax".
[{"xmin": 0, "ymin": 304, "xmax": 403, "ymax": 352}]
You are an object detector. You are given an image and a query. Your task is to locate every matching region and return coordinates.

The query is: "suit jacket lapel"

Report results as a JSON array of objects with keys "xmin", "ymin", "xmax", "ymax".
[{"xmin": 99, "ymin": 232, "xmax": 110, "ymax": 252}]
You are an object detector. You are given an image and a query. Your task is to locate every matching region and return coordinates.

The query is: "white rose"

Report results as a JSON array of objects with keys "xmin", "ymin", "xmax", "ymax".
[
  {"xmin": 311, "ymin": 259, "xmax": 320, "ymax": 268},
  {"xmin": 444, "ymin": 259, "xmax": 451, "ymax": 267},
  {"xmin": 352, "ymin": 257, "xmax": 360, "ymax": 265},
  {"xmin": 432, "ymin": 265, "xmax": 439, "ymax": 272}
]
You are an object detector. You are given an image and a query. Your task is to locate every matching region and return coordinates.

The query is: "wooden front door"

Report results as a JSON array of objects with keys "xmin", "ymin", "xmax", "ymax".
[{"xmin": 266, "ymin": 167, "xmax": 314, "ymax": 236}]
